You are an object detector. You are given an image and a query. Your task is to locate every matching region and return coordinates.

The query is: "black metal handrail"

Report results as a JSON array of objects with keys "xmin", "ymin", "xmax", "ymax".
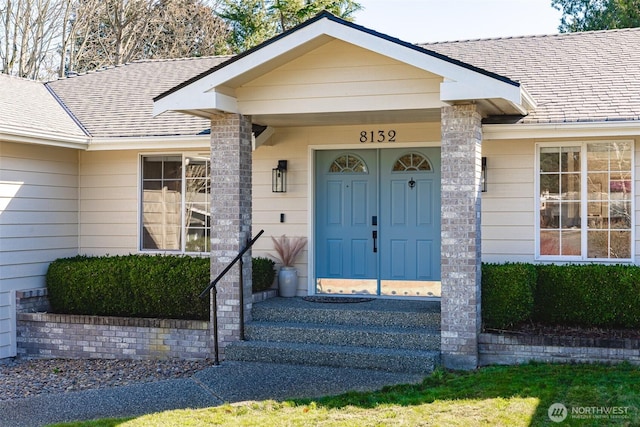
[{"xmin": 200, "ymin": 229, "xmax": 264, "ymax": 365}]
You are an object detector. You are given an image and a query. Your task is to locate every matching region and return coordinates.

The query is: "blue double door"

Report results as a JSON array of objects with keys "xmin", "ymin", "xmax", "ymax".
[{"xmin": 315, "ymin": 148, "xmax": 441, "ymax": 298}]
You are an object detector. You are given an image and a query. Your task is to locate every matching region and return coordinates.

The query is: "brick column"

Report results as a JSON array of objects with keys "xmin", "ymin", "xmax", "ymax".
[
  {"xmin": 209, "ymin": 113, "xmax": 253, "ymax": 358},
  {"xmin": 440, "ymin": 104, "xmax": 483, "ymax": 370}
]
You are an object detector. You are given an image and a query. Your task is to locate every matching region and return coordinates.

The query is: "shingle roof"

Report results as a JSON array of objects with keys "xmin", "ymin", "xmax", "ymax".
[
  {"xmin": 0, "ymin": 73, "xmax": 86, "ymax": 138},
  {"xmin": 424, "ymin": 28, "xmax": 640, "ymax": 124},
  {"xmin": 46, "ymin": 56, "xmax": 230, "ymax": 138},
  {"xmin": 10, "ymin": 26, "xmax": 640, "ymax": 140}
]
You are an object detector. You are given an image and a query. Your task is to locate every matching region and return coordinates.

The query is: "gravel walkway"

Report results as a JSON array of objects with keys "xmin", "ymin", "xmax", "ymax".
[{"xmin": 0, "ymin": 357, "xmax": 212, "ymax": 401}]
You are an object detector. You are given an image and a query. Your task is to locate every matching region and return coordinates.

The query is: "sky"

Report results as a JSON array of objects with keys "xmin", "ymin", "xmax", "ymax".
[{"xmin": 353, "ymin": 0, "xmax": 563, "ymax": 43}]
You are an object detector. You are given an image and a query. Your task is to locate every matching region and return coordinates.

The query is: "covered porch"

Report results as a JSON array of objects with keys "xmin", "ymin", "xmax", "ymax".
[{"xmin": 153, "ymin": 12, "xmax": 532, "ymax": 370}]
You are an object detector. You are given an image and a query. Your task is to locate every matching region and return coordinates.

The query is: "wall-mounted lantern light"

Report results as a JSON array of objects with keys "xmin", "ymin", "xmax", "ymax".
[
  {"xmin": 481, "ymin": 157, "xmax": 487, "ymax": 193},
  {"xmin": 272, "ymin": 160, "xmax": 287, "ymax": 193}
]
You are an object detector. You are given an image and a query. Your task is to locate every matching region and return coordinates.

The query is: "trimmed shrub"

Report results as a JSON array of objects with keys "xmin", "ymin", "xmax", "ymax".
[
  {"xmin": 46, "ymin": 255, "xmax": 210, "ymax": 320},
  {"xmin": 482, "ymin": 263, "xmax": 536, "ymax": 329},
  {"xmin": 534, "ymin": 263, "xmax": 640, "ymax": 328},
  {"xmin": 252, "ymin": 257, "xmax": 276, "ymax": 292}
]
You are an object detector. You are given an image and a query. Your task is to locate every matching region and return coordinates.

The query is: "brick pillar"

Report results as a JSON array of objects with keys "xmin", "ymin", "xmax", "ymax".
[
  {"xmin": 209, "ymin": 113, "xmax": 253, "ymax": 358},
  {"xmin": 440, "ymin": 104, "xmax": 483, "ymax": 370}
]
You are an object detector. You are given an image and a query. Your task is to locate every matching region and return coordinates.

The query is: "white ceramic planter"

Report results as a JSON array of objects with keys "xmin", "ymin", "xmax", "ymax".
[{"xmin": 278, "ymin": 266, "xmax": 298, "ymax": 297}]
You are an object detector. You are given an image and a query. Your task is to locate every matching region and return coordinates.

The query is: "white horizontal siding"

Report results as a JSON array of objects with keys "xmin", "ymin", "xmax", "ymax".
[
  {"xmin": 481, "ymin": 139, "xmax": 536, "ymax": 263},
  {"xmin": 237, "ymin": 39, "xmax": 444, "ymax": 115},
  {"xmin": 78, "ymin": 150, "xmax": 138, "ymax": 255},
  {"xmin": 0, "ymin": 290, "xmax": 16, "ymax": 358},
  {"xmin": 0, "ymin": 142, "xmax": 79, "ymax": 294}
]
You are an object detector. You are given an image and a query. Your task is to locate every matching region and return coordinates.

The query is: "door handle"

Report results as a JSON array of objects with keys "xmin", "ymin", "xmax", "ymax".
[{"xmin": 372, "ymin": 230, "xmax": 378, "ymax": 253}]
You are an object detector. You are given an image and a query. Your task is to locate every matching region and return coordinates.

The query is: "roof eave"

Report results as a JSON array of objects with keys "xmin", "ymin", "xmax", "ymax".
[
  {"xmin": 483, "ymin": 120, "xmax": 640, "ymax": 140},
  {"xmin": 0, "ymin": 126, "xmax": 89, "ymax": 149}
]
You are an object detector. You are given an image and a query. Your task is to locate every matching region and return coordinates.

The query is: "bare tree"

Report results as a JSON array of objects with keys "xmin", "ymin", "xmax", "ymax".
[
  {"xmin": 145, "ymin": 0, "xmax": 229, "ymax": 59},
  {"xmin": 1, "ymin": 0, "xmax": 68, "ymax": 79},
  {"xmin": 62, "ymin": 0, "xmax": 227, "ymax": 74}
]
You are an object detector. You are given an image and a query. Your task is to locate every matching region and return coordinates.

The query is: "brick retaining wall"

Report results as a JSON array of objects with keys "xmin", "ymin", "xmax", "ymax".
[
  {"xmin": 17, "ymin": 312, "xmax": 211, "ymax": 360},
  {"xmin": 479, "ymin": 333, "xmax": 640, "ymax": 365},
  {"xmin": 14, "ymin": 289, "xmax": 277, "ymax": 361}
]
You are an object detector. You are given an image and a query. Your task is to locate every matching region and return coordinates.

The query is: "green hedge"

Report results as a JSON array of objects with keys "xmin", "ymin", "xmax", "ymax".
[
  {"xmin": 482, "ymin": 263, "xmax": 640, "ymax": 330},
  {"xmin": 482, "ymin": 263, "xmax": 536, "ymax": 329},
  {"xmin": 534, "ymin": 264, "xmax": 640, "ymax": 328},
  {"xmin": 46, "ymin": 255, "xmax": 210, "ymax": 320},
  {"xmin": 252, "ymin": 257, "xmax": 276, "ymax": 292}
]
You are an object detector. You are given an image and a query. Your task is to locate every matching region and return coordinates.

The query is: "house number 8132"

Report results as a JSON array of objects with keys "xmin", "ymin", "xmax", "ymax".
[{"xmin": 360, "ymin": 130, "xmax": 396, "ymax": 143}]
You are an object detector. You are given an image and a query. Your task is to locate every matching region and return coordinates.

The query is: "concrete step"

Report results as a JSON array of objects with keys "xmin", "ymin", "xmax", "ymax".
[
  {"xmin": 244, "ymin": 321, "xmax": 440, "ymax": 351},
  {"xmin": 225, "ymin": 340, "xmax": 439, "ymax": 374},
  {"xmin": 251, "ymin": 297, "xmax": 441, "ymax": 330}
]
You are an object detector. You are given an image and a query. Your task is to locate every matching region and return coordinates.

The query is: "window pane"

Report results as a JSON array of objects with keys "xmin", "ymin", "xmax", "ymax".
[
  {"xmin": 611, "ymin": 200, "xmax": 631, "ymax": 229},
  {"xmin": 143, "ymin": 156, "xmax": 164, "ymax": 179},
  {"xmin": 610, "ymin": 173, "xmax": 631, "ymax": 194},
  {"xmin": 608, "ymin": 141, "xmax": 632, "ymax": 171},
  {"xmin": 329, "ymin": 154, "xmax": 367, "ymax": 173},
  {"xmin": 587, "ymin": 202, "xmax": 607, "ymax": 228},
  {"xmin": 561, "ymin": 230, "xmax": 581, "ymax": 256},
  {"xmin": 540, "ymin": 199, "xmax": 559, "ymax": 229},
  {"xmin": 561, "ymin": 147, "xmax": 580, "ymax": 173},
  {"xmin": 393, "ymin": 153, "xmax": 432, "ymax": 172},
  {"xmin": 540, "ymin": 174, "xmax": 559, "ymax": 194},
  {"xmin": 143, "ymin": 180, "xmax": 162, "ymax": 191},
  {"xmin": 587, "ymin": 173, "xmax": 608, "ymax": 198},
  {"xmin": 562, "ymin": 174, "xmax": 580, "ymax": 199},
  {"xmin": 610, "ymin": 231, "xmax": 631, "ymax": 258},
  {"xmin": 587, "ymin": 143, "xmax": 609, "ymax": 171},
  {"xmin": 540, "ymin": 231, "xmax": 560, "ymax": 255},
  {"xmin": 560, "ymin": 202, "xmax": 580, "ymax": 228},
  {"xmin": 163, "ymin": 156, "xmax": 182, "ymax": 179},
  {"xmin": 587, "ymin": 231, "xmax": 609, "ymax": 258},
  {"xmin": 540, "ymin": 147, "xmax": 559, "ymax": 172},
  {"xmin": 186, "ymin": 228, "xmax": 209, "ymax": 253},
  {"xmin": 165, "ymin": 180, "xmax": 181, "ymax": 193}
]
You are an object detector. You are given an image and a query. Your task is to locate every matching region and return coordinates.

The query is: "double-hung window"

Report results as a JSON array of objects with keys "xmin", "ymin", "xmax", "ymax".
[
  {"xmin": 140, "ymin": 154, "xmax": 210, "ymax": 253},
  {"xmin": 537, "ymin": 141, "xmax": 633, "ymax": 261}
]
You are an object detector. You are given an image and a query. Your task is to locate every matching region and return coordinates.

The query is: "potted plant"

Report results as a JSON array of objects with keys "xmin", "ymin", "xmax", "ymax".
[
  {"xmin": 271, "ymin": 235, "xmax": 307, "ymax": 297},
  {"xmin": 252, "ymin": 257, "xmax": 276, "ymax": 293}
]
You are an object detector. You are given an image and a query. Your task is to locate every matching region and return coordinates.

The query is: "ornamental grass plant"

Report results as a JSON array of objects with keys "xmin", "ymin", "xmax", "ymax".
[{"xmin": 270, "ymin": 235, "xmax": 307, "ymax": 267}]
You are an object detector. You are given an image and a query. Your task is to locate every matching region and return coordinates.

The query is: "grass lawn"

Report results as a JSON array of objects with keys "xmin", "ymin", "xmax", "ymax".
[{"xmin": 50, "ymin": 362, "xmax": 640, "ymax": 426}]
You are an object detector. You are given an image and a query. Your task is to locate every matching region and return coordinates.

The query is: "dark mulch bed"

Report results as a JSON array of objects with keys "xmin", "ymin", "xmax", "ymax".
[{"xmin": 486, "ymin": 323, "xmax": 640, "ymax": 341}]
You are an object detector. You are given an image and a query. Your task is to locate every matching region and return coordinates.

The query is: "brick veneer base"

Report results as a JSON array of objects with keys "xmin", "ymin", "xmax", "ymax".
[
  {"xmin": 17, "ymin": 313, "xmax": 211, "ymax": 360},
  {"xmin": 479, "ymin": 333, "xmax": 640, "ymax": 365},
  {"xmin": 15, "ymin": 290, "xmax": 277, "ymax": 361}
]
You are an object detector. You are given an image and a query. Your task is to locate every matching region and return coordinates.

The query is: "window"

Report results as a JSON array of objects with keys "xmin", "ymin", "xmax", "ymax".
[
  {"xmin": 141, "ymin": 155, "xmax": 210, "ymax": 253},
  {"xmin": 537, "ymin": 142, "xmax": 632, "ymax": 260},
  {"xmin": 329, "ymin": 154, "xmax": 368, "ymax": 173},
  {"xmin": 392, "ymin": 152, "xmax": 432, "ymax": 172}
]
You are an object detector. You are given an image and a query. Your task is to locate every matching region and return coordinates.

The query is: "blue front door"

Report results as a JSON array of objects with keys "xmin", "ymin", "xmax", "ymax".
[{"xmin": 315, "ymin": 148, "xmax": 441, "ymax": 297}]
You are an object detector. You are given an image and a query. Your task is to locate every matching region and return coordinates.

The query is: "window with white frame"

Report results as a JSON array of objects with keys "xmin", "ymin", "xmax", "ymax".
[
  {"xmin": 140, "ymin": 154, "xmax": 210, "ymax": 253},
  {"xmin": 537, "ymin": 141, "xmax": 633, "ymax": 260}
]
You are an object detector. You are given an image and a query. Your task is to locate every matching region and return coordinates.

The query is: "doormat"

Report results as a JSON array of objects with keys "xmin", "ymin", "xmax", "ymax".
[{"xmin": 302, "ymin": 296, "xmax": 374, "ymax": 303}]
